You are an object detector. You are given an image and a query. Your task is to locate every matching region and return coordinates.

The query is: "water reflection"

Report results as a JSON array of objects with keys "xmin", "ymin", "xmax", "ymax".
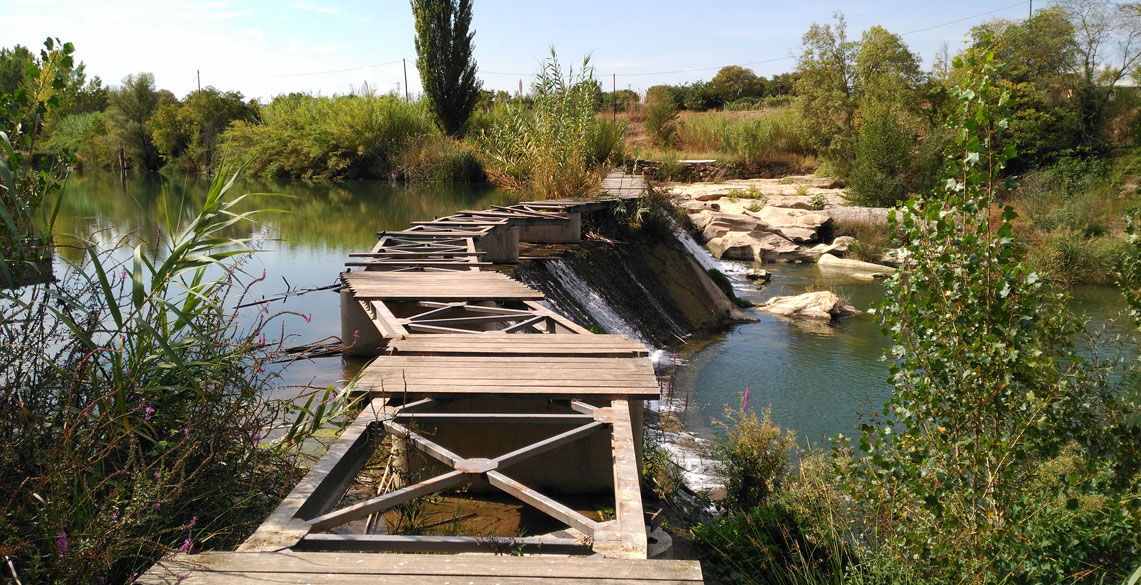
[{"xmin": 54, "ymin": 171, "xmax": 519, "ymax": 392}]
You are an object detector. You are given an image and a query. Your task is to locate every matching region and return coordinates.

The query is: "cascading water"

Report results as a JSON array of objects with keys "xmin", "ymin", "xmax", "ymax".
[{"xmin": 531, "ymin": 258, "xmax": 651, "ymax": 347}]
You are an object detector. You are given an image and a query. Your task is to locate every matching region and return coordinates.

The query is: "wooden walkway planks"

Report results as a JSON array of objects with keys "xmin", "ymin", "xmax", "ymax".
[
  {"xmin": 140, "ymin": 552, "xmax": 703, "ymax": 585},
  {"xmin": 387, "ymin": 333, "xmax": 649, "ymax": 357},
  {"xmin": 343, "ymin": 271, "xmax": 544, "ymax": 301},
  {"xmin": 360, "ymin": 353, "xmax": 660, "ymax": 398}
]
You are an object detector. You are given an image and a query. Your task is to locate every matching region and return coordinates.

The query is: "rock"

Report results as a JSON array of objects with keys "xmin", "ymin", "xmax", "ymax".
[
  {"xmin": 758, "ymin": 291, "xmax": 859, "ymax": 321},
  {"xmin": 700, "ymin": 212, "xmax": 768, "ymax": 241},
  {"xmin": 688, "ymin": 210, "xmax": 713, "ymax": 231},
  {"xmin": 706, "ymin": 231, "xmax": 805, "ymax": 262},
  {"xmin": 745, "ymin": 268, "xmax": 770, "ymax": 282},
  {"xmin": 817, "ymin": 253, "xmax": 895, "ymax": 277},
  {"xmin": 823, "ymin": 206, "xmax": 890, "ymax": 227},
  {"xmin": 782, "ymin": 200, "xmax": 813, "ymax": 210},
  {"xmin": 748, "ymin": 206, "xmax": 832, "ymax": 244},
  {"xmin": 694, "ymin": 192, "xmax": 723, "ymax": 202},
  {"xmin": 810, "ymin": 236, "xmax": 856, "ymax": 257}
]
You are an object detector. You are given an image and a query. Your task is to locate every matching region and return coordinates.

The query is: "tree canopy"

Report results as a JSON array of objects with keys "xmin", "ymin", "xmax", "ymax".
[{"xmin": 411, "ymin": 0, "xmax": 482, "ymax": 137}]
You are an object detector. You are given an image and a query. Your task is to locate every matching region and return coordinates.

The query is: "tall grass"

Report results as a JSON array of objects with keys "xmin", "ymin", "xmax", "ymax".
[
  {"xmin": 667, "ymin": 108, "xmax": 812, "ymax": 171},
  {"xmin": 0, "ymin": 164, "xmax": 354, "ymax": 582},
  {"xmin": 224, "ymin": 94, "xmax": 433, "ymax": 180},
  {"xmin": 478, "ymin": 50, "xmax": 625, "ymax": 199}
]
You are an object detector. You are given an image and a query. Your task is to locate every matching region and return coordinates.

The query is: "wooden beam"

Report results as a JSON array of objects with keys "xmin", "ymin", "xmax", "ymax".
[
  {"xmin": 486, "ymin": 470, "xmax": 600, "ymax": 536},
  {"xmin": 494, "ymin": 421, "xmax": 606, "ymax": 468},
  {"xmin": 307, "ymin": 470, "xmax": 468, "ymax": 532},
  {"xmin": 381, "ymin": 420, "xmax": 466, "ymax": 467},
  {"xmin": 393, "ymin": 413, "xmax": 595, "ymax": 424},
  {"xmin": 295, "ymin": 534, "xmax": 590, "ymax": 555}
]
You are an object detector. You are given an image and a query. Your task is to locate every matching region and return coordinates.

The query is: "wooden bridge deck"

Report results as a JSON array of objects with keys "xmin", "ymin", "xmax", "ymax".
[{"xmin": 139, "ymin": 171, "xmax": 701, "ymax": 584}]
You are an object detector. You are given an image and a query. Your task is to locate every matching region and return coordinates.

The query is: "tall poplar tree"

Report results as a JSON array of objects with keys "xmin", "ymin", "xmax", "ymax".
[{"xmin": 411, "ymin": 0, "xmax": 481, "ymax": 137}]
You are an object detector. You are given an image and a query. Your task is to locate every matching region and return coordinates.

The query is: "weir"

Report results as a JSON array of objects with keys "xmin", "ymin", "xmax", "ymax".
[{"xmin": 139, "ymin": 171, "xmax": 705, "ymax": 584}]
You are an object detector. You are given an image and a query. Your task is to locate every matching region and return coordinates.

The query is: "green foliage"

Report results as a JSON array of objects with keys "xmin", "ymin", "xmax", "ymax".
[
  {"xmin": 148, "ymin": 87, "xmax": 259, "ymax": 172},
  {"xmin": 709, "ymin": 65, "xmax": 764, "ymax": 103},
  {"xmin": 711, "ymin": 406, "xmax": 795, "ymax": 512},
  {"xmin": 795, "ymin": 13, "xmax": 860, "ymax": 177},
  {"xmin": 393, "ymin": 135, "xmax": 486, "ymax": 182},
  {"xmin": 411, "ymin": 0, "xmax": 482, "ymax": 137},
  {"xmin": 860, "ymin": 49, "xmax": 1141, "ymax": 582},
  {"xmin": 0, "ymin": 163, "xmax": 356, "ymax": 582},
  {"xmin": 0, "ymin": 37, "xmax": 73, "ymax": 288},
  {"xmin": 847, "ymin": 105, "xmax": 911, "ymax": 206},
  {"xmin": 223, "ymin": 93, "xmax": 434, "ymax": 179},
  {"xmin": 107, "ymin": 72, "xmax": 167, "ymax": 171},
  {"xmin": 478, "ymin": 51, "xmax": 616, "ymax": 198},
  {"xmin": 641, "ymin": 444, "xmax": 684, "ymax": 501},
  {"xmin": 43, "ymin": 111, "xmax": 107, "ymax": 166},
  {"xmin": 809, "ymin": 193, "xmax": 828, "ymax": 210},
  {"xmin": 645, "ymin": 97, "xmax": 678, "ymax": 148},
  {"xmin": 722, "ymin": 108, "xmax": 809, "ymax": 169}
]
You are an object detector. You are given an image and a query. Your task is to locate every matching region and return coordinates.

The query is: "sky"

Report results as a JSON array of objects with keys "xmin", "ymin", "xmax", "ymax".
[{"xmin": 1, "ymin": 0, "xmax": 1038, "ymax": 101}]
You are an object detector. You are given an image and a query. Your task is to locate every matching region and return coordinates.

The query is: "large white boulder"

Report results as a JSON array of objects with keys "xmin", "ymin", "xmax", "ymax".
[
  {"xmin": 758, "ymin": 291, "xmax": 859, "ymax": 321},
  {"xmin": 747, "ymin": 206, "xmax": 832, "ymax": 243},
  {"xmin": 817, "ymin": 253, "xmax": 895, "ymax": 277}
]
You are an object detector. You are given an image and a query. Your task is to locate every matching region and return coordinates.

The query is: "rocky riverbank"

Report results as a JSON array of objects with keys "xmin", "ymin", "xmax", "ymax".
[{"xmin": 666, "ymin": 175, "xmax": 898, "ymax": 278}]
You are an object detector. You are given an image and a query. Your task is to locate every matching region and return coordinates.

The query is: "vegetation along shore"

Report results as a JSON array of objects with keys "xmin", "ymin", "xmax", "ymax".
[{"xmin": 2, "ymin": 0, "xmax": 1141, "ymax": 583}]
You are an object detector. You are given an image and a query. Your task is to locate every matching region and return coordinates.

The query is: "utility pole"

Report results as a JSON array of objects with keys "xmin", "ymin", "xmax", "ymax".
[
  {"xmin": 612, "ymin": 73, "xmax": 617, "ymax": 122},
  {"xmin": 196, "ymin": 69, "xmax": 201, "ymax": 93},
  {"xmin": 402, "ymin": 58, "xmax": 409, "ymax": 101},
  {"xmin": 1029, "ymin": 0, "xmax": 1033, "ymax": 19}
]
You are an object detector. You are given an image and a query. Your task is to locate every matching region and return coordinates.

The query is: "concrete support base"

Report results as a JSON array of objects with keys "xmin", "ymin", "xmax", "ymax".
[
  {"xmin": 476, "ymin": 226, "xmax": 519, "ymax": 263},
  {"xmin": 518, "ymin": 213, "xmax": 582, "ymax": 243},
  {"xmin": 341, "ymin": 287, "xmax": 384, "ymax": 357}
]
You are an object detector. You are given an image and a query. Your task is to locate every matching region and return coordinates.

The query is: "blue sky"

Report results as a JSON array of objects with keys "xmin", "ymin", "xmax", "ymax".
[{"xmin": 2, "ymin": 0, "xmax": 1034, "ymax": 101}]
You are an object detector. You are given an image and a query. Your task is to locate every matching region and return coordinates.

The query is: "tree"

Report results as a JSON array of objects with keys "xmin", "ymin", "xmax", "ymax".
[
  {"xmin": 856, "ymin": 26, "xmax": 923, "ymax": 110},
  {"xmin": 1056, "ymin": 0, "xmax": 1141, "ymax": 150},
  {"xmin": 859, "ymin": 49, "xmax": 1141, "ymax": 581},
  {"xmin": 709, "ymin": 65, "xmax": 763, "ymax": 103},
  {"xmin": 107, "ymin": 72, "xmax": 166, "ymax": 170},
  {"xmin": 795, "ymin": 13, "xmax": 860, "ymax": 176},
  {"xmin": 411, "ymin": 0, "xmax": 481, "ymax": 137}
]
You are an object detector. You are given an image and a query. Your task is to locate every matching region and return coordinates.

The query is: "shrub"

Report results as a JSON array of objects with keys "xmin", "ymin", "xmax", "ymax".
[
  {"xmin": 706, "ymin": 268, "xmax": 751, "ymax": 308},
  {"xmin": 478, "ymin": 51, "xmax": 611, "ymax": 199},
  {"xmin": 847, "ymin": 106, "xmax": 910, "ymax": 206},
  {"xmin": 0, "ymin": 166, "xmax": 354, "ymax": 582},
  {"xmin": 809, "ymin": 193, "xmax": 828, "ymax": 210},
  {"xmin": 832, "ymin": 217, "xmax": 890, "ymax": 263},
  {"xmin": 393, "ymin": 135, "xmax": 486, "ymax": 182},
  {"xmin": 645, "ymin": 98, "xmax": 679, "ymax": 148},
  {"xmin": 721, "ymin": 108, "xmax": 808, "ymax": 169},
  {"xmin": 710, "ymin": 406, "xmax": 795, "ymax": 512},
  {"xmin": 1027, "ymin": 228, "xmax": 1126, "ymax": 285},
  {"xmin": 223, "ymin": 93, "xmax": 432, "ymax": 179}
]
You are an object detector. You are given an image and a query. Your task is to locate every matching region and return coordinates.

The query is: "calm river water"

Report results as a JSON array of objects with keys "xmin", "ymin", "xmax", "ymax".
[{"xmin": 54, "ymin": 171, "xmax": 1131, "ymax": 444}]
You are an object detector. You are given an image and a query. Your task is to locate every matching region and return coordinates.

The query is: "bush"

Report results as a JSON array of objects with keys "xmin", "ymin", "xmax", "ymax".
[
  {"xmin": 478, "ymin": 51, "xmax": 613, "ymax": 198},
  {"xmin": 710, "ymin": 406, "xmax": 794, "ymax": 512},
  {"xmin": 645, "ymin": 98, "xmax": 679, "ymax": 147},
  {"xmin": 1027, "ymin": 228, "xmax": 1126, "ymax": 285},
  {"xmin": 721, "ymin": 108, "xmax": 808, "ymax": 169},
  {"xmin": 0, "ymin": 167, "xmax": 353, "ymax": 582},
  {"xmin": 393, "ymin": 135, "xmax": 486, "ymax": 182},
  {"xmin": 847, "ymin": 106, "xmax": 910, "ymax": 206},
  {"xmin": 223, "ymin": 93, "xmax": 432, "ymax": 179},
  {"xmin": 831, "ymin": 217, "xmax": 890, "ymax": 263}
]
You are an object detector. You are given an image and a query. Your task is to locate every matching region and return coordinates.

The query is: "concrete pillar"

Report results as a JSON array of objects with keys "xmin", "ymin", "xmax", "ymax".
[
  {"xmin": 341, "ymin": 288, "xmax": 383, "ymax": 357},
  {"xmin": 475, "ymin": 226, "xmax": 519, "ymax": 264},
  {"xmin": 517, "ymin": 213, "xmax": 582, "ymax": 243}
]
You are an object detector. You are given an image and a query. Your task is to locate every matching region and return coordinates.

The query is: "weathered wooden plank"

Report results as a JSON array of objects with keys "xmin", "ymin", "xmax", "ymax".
[
  {"xmin": 486, "ymin": 470, "xmax": 600, "ymax": 536},
  {"xmin": 594, "ymin": 398, "xmax": 648, "ymax": 560},
  {"xmin": 494, "ymin": 421, "xmax": 606, "ymax": 468},
  {"xmin": 142, "ymin": 552, "xmax": 703, "ymax": 582},
  {"xmin": 147, "ymin": 552, "xmax": 703, "ymax": 579},
  {"xmin": 296, "ymin": 534, "xmax": 589, "ymax": 555},
  {"xmin": 393, "ymin": 413, "xmax": 595, "ymax": 424},
  {"xmin": 367, "ymin": 377, "xmax": 659, "ymax": 388},
  {"xmin": 307, "ymin": 470, "xmax": 468, "ymax": 532}
]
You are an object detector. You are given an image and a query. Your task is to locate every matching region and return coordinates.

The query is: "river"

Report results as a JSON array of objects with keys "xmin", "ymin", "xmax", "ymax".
[{"xmin": 52, "ymin": 171, "xmax": 1133, "ymax": 445}]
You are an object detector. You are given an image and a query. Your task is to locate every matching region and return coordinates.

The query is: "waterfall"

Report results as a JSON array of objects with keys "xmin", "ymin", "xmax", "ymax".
[{"xmin": 528, "ymin": 258, "xmax": 652, "ymax": 347}]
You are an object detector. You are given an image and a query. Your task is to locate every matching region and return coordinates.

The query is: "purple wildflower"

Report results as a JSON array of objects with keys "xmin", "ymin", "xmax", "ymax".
[
  {"xmin": 177, "ymin": 538, "xmax": 192, "ymax": 553},
  {"xmin": 110, "ymin": 511, "xmax": 119, "ymax": 520},
  {"xmin": 56, "ymin": 531, "xmax": 68, "ymax": 557},
  {"xmin": 183, "ymin": 425, "xmax": 190, "ymax": 439},
  {"xmin": 187, "ymin": 516, "xmax": 197, "ymax": 529},
  {"xmin": 153, "ymin": 501, "xmax": 161, "ymax": 510},
  {"xmin": 742, "ymin": 380, "xmax": 750, "ymax": 412},
  {"xmin": 144, "ymin": 406, "xmax": 154, "ymax": 422},
  {"xmin": 153, "ymin": 471, "xmax": 160, "ymax": 479},
  {"xmin": 125, "ymin": 368, "xmax": 133, "ymax": 378},
  {"xmin": 252, "ymin": 432, "xmax": 262, "ymax": 448},
  {"xmin": 304, "ymin": 314, "xmax": 311, "ymax": 323},
  {"xmin": 353, "ymin": 329, "xmax": 359, "ymax": 340}
]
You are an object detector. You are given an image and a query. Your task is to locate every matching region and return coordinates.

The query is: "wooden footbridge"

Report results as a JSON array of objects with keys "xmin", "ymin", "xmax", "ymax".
[{"xmin": 140, "ymin": 172, "xmax": 706, "ymax": 584}]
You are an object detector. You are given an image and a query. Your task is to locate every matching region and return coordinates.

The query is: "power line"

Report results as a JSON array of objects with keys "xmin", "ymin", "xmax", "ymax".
[
  {"xmin": 900, "ymin": 0, "xmax": 1028, "ymax": 36},
  {"xmin": 215, "ymin": 59, "xmax": 405, "ymax": 78}
]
